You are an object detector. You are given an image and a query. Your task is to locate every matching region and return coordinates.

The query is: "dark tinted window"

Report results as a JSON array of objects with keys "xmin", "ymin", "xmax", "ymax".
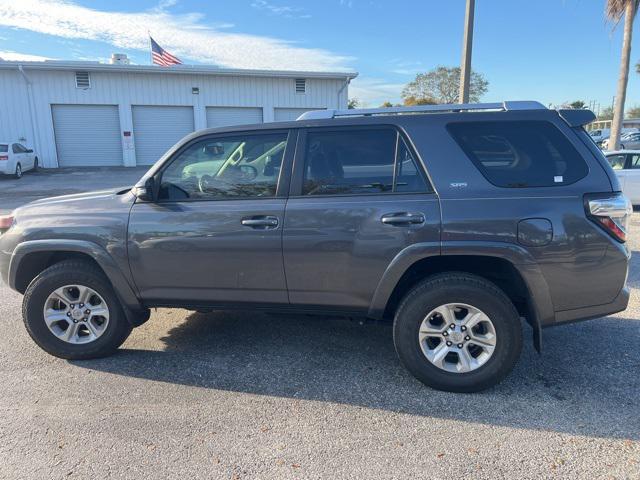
[
  {"xmin": 631, "ymin": 154, "xmax": 640, "ymax": 169},
  {"xmin": 159, "ymin": 132, "xmax": 287, "ymax": 201},
  {"xmin": 447, "ymin": 121, "xmax": 588, "ymax": 187},
  {"xmin": 12, "ymin": 143, "xmax": 25, "ymax": 154},
  {"xmin": 395, "ymin": 138, "xmax": 428, "ymax": 192},
  {"xmin": 302, "ymin": 129, "xmax": 427, "ymax": 195},
  {"xmin": 0, "ymin": 145, "xmax": 7, "ymax": 153}
]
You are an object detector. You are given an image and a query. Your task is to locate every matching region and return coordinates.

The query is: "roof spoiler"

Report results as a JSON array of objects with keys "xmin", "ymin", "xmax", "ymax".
[{"xmin": 558, "ymin": 109, "xmax": 596, "ymax": 128}]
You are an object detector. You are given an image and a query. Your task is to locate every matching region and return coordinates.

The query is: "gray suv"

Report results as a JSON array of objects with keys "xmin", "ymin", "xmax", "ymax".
[{"xmin": 0, "ymin": 101, "xmax": 632, "ymax": 392}]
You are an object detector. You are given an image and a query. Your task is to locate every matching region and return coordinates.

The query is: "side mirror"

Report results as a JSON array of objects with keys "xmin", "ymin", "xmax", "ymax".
[{"xmin": 133, "ymin": 177, "xmax": 156, "ymax": 202}]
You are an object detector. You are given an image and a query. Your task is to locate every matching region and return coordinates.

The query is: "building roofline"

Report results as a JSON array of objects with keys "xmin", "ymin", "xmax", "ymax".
[{"xmin": 0, "ymin": 59, "xmax": 358, "ymax": 80}]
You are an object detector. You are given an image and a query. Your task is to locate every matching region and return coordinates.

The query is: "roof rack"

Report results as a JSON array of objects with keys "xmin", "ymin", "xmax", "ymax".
[{"xmin": 297, "ymin": 100, "xmax": 546, "ymax": 120}]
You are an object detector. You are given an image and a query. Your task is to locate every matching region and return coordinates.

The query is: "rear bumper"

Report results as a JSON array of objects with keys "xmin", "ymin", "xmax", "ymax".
[{"xmin": 549, "ymin": 285, "xmax": 630, "ymax": 327}]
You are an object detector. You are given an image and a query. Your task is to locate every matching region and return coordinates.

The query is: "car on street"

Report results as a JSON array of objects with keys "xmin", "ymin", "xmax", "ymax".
[
  {"xmin": 0, "ymin": 142, "xmax": 38, "ymax": 178},
  {"xmin": 0, "ymin": 101, "xmax": 631, "ymax": 393},
  {"xmin": 604, "ymin": 150, "xmax": 640, "ymax": 205}
]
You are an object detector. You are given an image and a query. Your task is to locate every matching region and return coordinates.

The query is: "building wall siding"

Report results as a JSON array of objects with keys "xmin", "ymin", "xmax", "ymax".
[{"xmin": 0, "ymin": 68, "xmax": 349, "ymax": 168}]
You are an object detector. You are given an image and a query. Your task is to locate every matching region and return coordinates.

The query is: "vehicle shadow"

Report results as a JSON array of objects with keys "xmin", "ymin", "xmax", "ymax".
[{"xmin": 76, "ymin": 309, "xmax": 640, "ymax": 441}]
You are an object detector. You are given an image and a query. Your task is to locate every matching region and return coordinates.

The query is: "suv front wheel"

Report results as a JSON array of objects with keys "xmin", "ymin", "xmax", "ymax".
[
  {"xmin": 393, "ymin": 273, "xmax": 522, "ymax": 393},
  {"xmin": 22, "ymin": 260, "xmax": 132, "ymax": 359}
]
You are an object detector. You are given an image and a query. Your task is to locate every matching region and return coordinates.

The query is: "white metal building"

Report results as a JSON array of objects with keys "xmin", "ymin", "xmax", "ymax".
[{"xmin": 0, "ymin": 58, "xmax": 356, "ymax": 168}]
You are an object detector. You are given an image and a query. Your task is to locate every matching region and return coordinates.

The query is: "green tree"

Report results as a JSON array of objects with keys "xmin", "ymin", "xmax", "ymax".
[
  {"xmin": 347, "ymin": 98, "xmax": 360, "ymax": 109},
  {"xmin": 599, "ymin": 106, "xmax": 615, "ymax": 120},
  {"xmin": 402, "ymin": 66, "xmax": 488, "ymax": 104},
  {"xmin": 380, "ymin": 101, "xmax": 394, "ymax": 107},
  {"xmin": 606, "ymin": 0, "xmax": 639, "ymax": 150},
  {"xmin": 626, "ymin": 104, "xmax": 640, "ymax": 117},
  {"xmin": 569, "ymin": 100, "xmax": 587, "ymax": 109},
  {"xmin": 403, "ymin": 96, "xmax": 438, "ymax": 106}
]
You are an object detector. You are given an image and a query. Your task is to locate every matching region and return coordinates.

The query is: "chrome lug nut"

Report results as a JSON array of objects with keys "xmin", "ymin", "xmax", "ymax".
[
  {"xmin": 79, "ymin": 303, "xmax": 84, "ymax": 308},
  {"xmin": 442, "ymin": 331, "xmax": 448, "ymax": 337},
  {"xmin": 66, "ymin": 312, "xmax": 71, "ymax": 317},
  {"xmin": 457, "ymin": 343, "xmax": 463, "ymax": 349},
  {"xmin": 446, "ymin": 341, "xmax": 452, "ymax": 346},
  {"xmin": 85, "ymin": 309, "xmax": 90, "ymax": 314},
  {"xmin": 465, "ymin": 335, "xmax": 470, "ymax": 341},
  {"xmin": 461, "ymin": 326, "xmax": 467, "ymax": 331},
  {"xmin": 449, "ymin": 324, "xmax": 456, "ymax": 330},
  {"xmin": 70, "ymin": 304, "xmax": 75, "ymax": 309}
]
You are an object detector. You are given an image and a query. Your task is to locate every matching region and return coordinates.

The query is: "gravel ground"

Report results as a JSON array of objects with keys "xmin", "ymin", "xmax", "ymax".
[{"xmin": 0, "ymin": 170, "xmax": 638, "ymax": 479}]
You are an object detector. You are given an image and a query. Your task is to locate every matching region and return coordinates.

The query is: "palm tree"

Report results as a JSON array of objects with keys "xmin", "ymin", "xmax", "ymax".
[{"xmin": 607, "ymin": 0, "xmax": 639, "ymax": 151}]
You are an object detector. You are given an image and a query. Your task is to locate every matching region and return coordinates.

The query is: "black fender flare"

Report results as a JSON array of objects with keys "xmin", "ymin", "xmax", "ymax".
[{"xmin": 9, "ymin": 239, "xmax": 146, "ymax": 326}]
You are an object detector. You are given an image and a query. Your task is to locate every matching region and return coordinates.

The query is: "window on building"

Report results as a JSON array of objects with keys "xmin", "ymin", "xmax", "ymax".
[{"xmin": 447, "ymin": 121, "xmax": 588, "ymax": 188}]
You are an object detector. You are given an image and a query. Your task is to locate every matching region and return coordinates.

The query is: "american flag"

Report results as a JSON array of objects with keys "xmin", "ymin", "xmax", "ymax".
[{"xmin": 150, "ymin": 36, "xmax": 182, "ymax": 66}]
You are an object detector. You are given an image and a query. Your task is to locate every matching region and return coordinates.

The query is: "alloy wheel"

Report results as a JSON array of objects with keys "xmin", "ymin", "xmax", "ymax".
[
  {"xmin": 418, "ymin": 303, "xmax": 497, "ymax": 373},
  {"xmin": 42, "ymin": 284, "xmax": 110, "ymax": 344}
]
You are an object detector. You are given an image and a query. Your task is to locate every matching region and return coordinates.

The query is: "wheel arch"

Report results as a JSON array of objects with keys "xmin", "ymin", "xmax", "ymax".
[
  {"xmin": 368, "ymin": 242, "xmax": 556, "ymax": 351},
  {"xmin": 9, "ymin": 240, "xmax": 145, "ymax": 324}
]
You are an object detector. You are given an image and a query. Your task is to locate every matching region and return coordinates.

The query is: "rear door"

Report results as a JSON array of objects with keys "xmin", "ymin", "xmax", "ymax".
[
  {"xmin": 282, "ymin": 126, "xmax": 441, "ymax": 311},
  {"xmin": 11, "ymin": 143, "xmax": 26, "ymax": 170}
]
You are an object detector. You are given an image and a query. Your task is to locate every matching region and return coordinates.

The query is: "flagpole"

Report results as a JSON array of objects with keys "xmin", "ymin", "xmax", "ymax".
[{"xmin": 148, "ymin": 31, "xmax": 152, "ymax": 66}]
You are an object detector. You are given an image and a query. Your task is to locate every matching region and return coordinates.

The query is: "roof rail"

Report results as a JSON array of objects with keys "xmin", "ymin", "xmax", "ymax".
[{"xmin": 297, "ymin": 100, "xmax": 546, "ymax": 120}]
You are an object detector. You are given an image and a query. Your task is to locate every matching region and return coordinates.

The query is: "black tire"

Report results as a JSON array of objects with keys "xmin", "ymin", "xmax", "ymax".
[
  {"xmin": 14, "ymin": 163, "xmax": 22, "ymax": 179},
  {"xmin": 393, "ymin": 272, "xmax": 522, "ymax": 393},
  {"xmin": 33, "ymin": 157, "xmax": 39, "ymax": 172},
  {"xmin": 22, "ymin": 260, "xmax": 132, "ymax": 360}
]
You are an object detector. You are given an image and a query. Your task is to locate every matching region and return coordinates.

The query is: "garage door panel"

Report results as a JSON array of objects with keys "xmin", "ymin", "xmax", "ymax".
[
  {"xmin": 206, "ymin": 107, "xmax": 263, "ymax": 128},
  {"xmin": 52, "ymin": 105, "xmax": 122, "ymax": 167},
  {"xmin": 133, "ymin": 106, "xmax": 194, "ymax": 166},
  {"xmin": 274, "ymin": 108, "xmax": 318, "ymax": 122}
]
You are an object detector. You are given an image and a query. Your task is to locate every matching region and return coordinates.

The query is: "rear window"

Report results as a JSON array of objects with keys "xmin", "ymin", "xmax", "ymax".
[
  {"xmin": 0, "ymin": 145, "xmax": 7, "ymax": 153},
  {"xmin": 447, "ymin": 121, "xmax": 588, "ymax": 188}
]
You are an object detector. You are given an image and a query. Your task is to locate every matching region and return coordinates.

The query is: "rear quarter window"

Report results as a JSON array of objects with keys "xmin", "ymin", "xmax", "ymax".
[{"xmin": 447, "ymin": 121, "xmax": 588, "ymax": 188}]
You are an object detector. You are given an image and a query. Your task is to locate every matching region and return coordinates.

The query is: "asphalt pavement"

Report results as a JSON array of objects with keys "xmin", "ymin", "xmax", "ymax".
[{"xmin": 0, "ymin": 169, "xmax": 638, "ymax": 479}]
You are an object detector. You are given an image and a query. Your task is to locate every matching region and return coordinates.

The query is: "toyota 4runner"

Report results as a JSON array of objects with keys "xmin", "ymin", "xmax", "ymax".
[{"xmin": 0, "ymin": 101, "xmax": 631, "ymax": 392}]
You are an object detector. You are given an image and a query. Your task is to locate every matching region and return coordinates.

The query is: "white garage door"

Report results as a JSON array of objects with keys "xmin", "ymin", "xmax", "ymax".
[
  {"xmin": 52, "ymin": 104, "xmax": 122, "ymax": 167},
  {"xmin": 132, "ymin": 106, "xmax": 194, "ymax": 165},
  {"xmin": 206, "ymin": 107, "xmax": 263, "ymax": 128},
  {"xmin": 274, "ymin": 108, "xmax": 317, "ymax": 122}
]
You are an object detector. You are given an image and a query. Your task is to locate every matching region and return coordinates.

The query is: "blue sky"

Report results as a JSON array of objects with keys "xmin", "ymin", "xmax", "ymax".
[{"xmin": 0, "ymin": 0, "xmax": 638, "ymax": 111}]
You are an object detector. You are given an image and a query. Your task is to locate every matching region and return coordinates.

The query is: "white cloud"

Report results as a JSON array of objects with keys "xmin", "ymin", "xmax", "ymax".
[
  {"xmin": 251, "ymin": 0, "xmax": 311, "ymax": 19},
  {"xmin": 0, "ymin": 50, "xmax": 53, "ymax": 61},
  {"xmin": 0, "ymin": 0, "xmax": 353, "ymax": 71},
  {"xmin": 349, "ymin": 77, "xmax": 405, "ymax": 107}
]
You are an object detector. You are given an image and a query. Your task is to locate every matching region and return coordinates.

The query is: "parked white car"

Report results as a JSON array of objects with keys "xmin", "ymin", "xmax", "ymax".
[
  {"xmin": 0, "ymin": 142, "xmax": 38, "ymax": 179},
  {"xmin": 604, "ymin": 150, "xmax": 640, "ymax": 205}
]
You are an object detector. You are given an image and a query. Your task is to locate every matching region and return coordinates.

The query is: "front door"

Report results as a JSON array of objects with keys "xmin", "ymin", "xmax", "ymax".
[
  {"xmin": 283, "ymin": 126, "xmax": 441, "ymax": 311},
  {"xmin": 128, "ymin": 129, "xmax": 293, "ymax": 306}
]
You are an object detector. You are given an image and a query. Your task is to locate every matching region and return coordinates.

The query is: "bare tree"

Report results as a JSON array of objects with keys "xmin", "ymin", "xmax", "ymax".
[
  {"xmin": 606, "ymin": 0, "xmax": 639, "ymax": 151},
  {"xmin": 402, "ymin": 66, "xmax": 488, "ymax": 104}
]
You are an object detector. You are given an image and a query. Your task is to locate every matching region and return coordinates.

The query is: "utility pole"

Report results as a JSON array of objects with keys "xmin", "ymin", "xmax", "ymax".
[{"xmin": 459, "ymin": 0, "xmax": 476, "ymax": 104}]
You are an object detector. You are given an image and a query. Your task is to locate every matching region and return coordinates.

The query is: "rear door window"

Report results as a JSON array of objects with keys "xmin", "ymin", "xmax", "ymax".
[
  {"xmin": 301, "ymin": 128, "xmax": 429, "ymax": 195},
  {"xmin": 607, "ymin": 154, "xmax": 627, "ymax": 170},
  {"xmin": 447, "ymin": 121, "xmax": 589, "ymax": 187}
]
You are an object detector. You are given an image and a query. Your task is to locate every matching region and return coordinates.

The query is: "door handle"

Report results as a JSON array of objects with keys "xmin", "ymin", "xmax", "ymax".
[
  {"xmin": 241, "ymin": 216, "xmax": 279, "ymax": 229},
  {"xmin": 381, "ymin": 212, "xmax": 425, "ymax": 226}
]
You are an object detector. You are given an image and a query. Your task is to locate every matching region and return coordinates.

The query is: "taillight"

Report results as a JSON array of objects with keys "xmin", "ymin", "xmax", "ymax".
[
  {"xmin": 0, "ymin": 214, "xmax": 14, "ymax": 234},
  {"xmin": 0, "ymin": 155, "xmax": 8, "ymax": 161},
  {"xmin": 585, "ymin": 193, "xmax": 632, "ymax": 242}
]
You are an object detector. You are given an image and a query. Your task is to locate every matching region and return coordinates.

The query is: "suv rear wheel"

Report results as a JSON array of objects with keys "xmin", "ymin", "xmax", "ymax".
[
  {"xmin": 22, "ymin": 260, "xmax": 132, "ymax": 359},
  {"xmin": 393, "ymin": 273, "xmax": 522, "ymax": 393}
]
